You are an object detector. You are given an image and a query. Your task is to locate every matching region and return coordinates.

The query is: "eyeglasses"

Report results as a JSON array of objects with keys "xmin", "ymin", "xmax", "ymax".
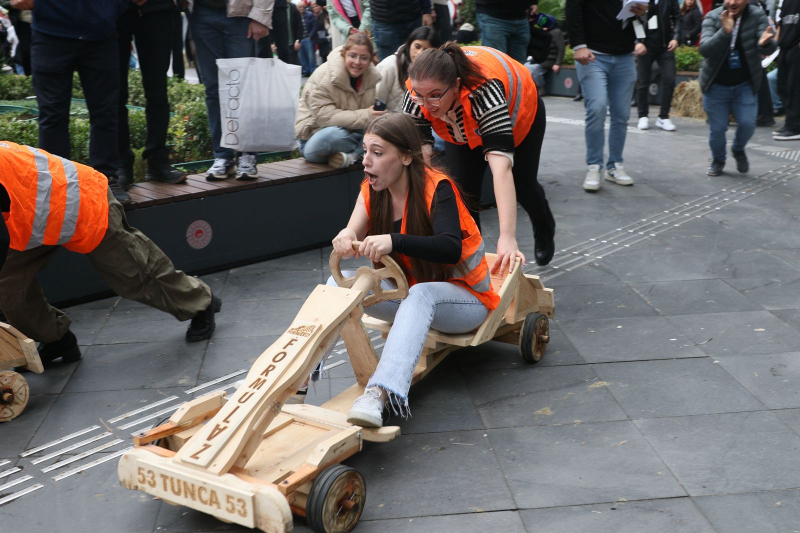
[{"xmin": 409, "ymin": 84, "xmax": 454, "ymax": 108}]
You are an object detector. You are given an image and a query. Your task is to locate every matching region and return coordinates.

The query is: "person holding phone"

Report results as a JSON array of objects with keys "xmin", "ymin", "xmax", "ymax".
[
  {"xmin": 402, "ymin": 43, "xmax": 556, "ymax": 270},
  {"xmin": 295, "ymin": 32, "xmax": 384, "ymax": 168}
]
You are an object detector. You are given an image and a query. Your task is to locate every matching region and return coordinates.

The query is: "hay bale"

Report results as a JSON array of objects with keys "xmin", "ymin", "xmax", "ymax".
[{"xmin": 671, "ymin": 80, "xmax": 706, "ymax": 120}]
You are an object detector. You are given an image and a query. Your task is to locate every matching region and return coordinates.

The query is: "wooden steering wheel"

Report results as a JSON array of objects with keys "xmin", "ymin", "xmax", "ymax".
[{"xmin": 329, "ymin": 241, "xmax": 409, "ymax": 307}]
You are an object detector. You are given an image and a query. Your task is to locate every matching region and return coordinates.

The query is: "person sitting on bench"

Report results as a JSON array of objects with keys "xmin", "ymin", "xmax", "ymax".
[
  {"xmin": 0, "ymin": 141, "xmax": 221, "ymax": 366},
  {"xmin": 328, "ymin": 113, "xmax": 500, "ymax": 428}
]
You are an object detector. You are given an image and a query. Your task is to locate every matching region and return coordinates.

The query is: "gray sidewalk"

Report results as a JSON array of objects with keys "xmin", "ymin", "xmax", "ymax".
[{"xmin": 3, "ymin": 96, "xmax": 800, "ymax": 532}]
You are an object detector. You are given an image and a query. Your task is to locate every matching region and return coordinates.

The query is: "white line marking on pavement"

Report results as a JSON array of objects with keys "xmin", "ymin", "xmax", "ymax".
[
  {"xmin": 40, "ymin": 440, "xmax": 123, "ymax": 473},
  {"xmin": 0, "ymin": 483, "xmax": 44, "ymax": 506},
  {"xmin": 183, "ymin": 369, "xmax": 247, "ymax": 394},
  {"xmin": 30, "ymin": 432, "xmax": 113, "ymax": 465},
  {"xmin": 0, "ymin": 475, "xmax": 34, "ymax": 493},
  {"xmin": 52, "ymin": 448, "xmax": 133, "ymax": 482},
  {"xmin": 107, "ymin": 396, "xmax": 181, "ymax": 423},
  {"xmin": 20, "ymin": 426, "xmax": 102, "ymax": 457}
]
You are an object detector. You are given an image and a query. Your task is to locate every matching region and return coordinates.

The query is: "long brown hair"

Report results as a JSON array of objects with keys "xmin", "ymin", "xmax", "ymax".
[
  {"xmin": 395, "ymin": 26, "xmax": 442, "ymax": 88},
  {"xmin": 681, "ymin": 0, "xmax": 697, "ymax": 16},
  {"xmin": 408, "ymin": 42, "xmax": 486, "ymax": 91},
  {"xmin": 364, "ymin": 113, "xmax": 452, "ymax": 283}
]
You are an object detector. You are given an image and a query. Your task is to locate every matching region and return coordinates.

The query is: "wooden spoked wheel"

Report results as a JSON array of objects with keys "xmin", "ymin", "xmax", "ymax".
[
  {"xmin": 329, "ymin": 241, "xmax": 409, "ymax": 307},
  {"xmin": 306, "ymin": 464, "xmax": 366, "ymax": 533},
  {"xmin": 519, "ymin": 313, "xmax": 550, "ymax": 364},
  {"xmin": 0, "ymin": 370, "xmax": 30, "ymax": 422}
]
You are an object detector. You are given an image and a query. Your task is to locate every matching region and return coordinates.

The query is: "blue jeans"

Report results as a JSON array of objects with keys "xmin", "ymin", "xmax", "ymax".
[
  {"xmin": 188, "ymin": 5, "xmax": 254, "ymax": 160},
  {"xmin": 373, "ymin": 19, "xmax": 421, "ymax": 61},
  {"xmin": 477, "ymin": 13, "xmax": 529, "ymax": 64},
  {"xmin": 327, "ymin": 273, "xmax": 487, "ymax": 413},
  {"xmin": 300, "ymin": 37, "xmax": 316, "ymax": 76},
  {"xmin": 575, "ymin": 53, "xmax": 637, "ymax": 168},
  {"xmin": 768, "ymin": 68, "xmax": 782, "ymax": 110},
  {"xmin": 299, "ymin": 126, "xmax": 364, "ymax": 163},
  {"xmin": 702, "ymin": 82, "xmax": 757, "ymax": 162}
]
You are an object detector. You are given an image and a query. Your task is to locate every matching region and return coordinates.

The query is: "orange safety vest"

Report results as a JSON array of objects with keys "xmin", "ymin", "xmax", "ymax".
[
  {"xmin": 361, "ymin": 168, "xmax": 500, "ymax": 310},
  {"xmin": 0, "ymin": 141, "xmax": 109, "ymax": 254},
  {"xmin": 406, "ymin": 46, "xmax": 538, "ymax": 150}
]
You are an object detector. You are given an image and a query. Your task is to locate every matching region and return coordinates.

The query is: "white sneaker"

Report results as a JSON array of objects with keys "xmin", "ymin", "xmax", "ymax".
[
  {"xmin": 347, "ymin": 386, "xmax": 384, "ymax": 428},
  {"xmin": 656, "ymin": 117, "xmax": 677, "ymax": 131},
  {"xmin": 637, "ymin": 117, "xmax": 650, "ymax": 130},
  {"xmin": 206, "ymin": 158, "xmax": 236, "ymax": 181},
  {"xmin": 237, "ymin": 153, "xmax": 258, "ymax": 180},
  {"xmin": 328, "ymin": 152, "xmax": 356, "ymax": 169},
  {"xmin": 605, "ymin": 164, "xmax": 634, "ymax": 186},
  {"xmin": 583, "ymin": 164, "xmax": 602, "ymax": 191}
]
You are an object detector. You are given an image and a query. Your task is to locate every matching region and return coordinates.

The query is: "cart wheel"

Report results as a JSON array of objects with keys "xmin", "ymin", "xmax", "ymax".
[
  {"xmin": 519, "ymin": 313, "xmax": 549, "ymax": 364},
  {"xmin": 0, "ymin": 370, "xmax": 30, "ymax": 422},
  {"xmin": 306, "ymin": 464, "xmax": 366, "ymax": 533}
]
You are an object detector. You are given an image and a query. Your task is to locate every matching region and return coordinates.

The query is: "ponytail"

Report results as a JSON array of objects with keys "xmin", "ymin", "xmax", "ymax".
[{"xmin": 408, "ymin": 42, "xmax": 486, "ymax": 90}]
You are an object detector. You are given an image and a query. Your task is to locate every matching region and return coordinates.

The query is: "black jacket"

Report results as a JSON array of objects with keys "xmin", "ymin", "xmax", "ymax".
[
  {"xmin": 476, "ymin": 0, "xmax": 535, "ymax": 20},
  {"xmin": 639, "ymin": 0, "xmax": 682, "ymax": 50},
  {"xmin": 679, "ymin": 7, "xmax": 703, "ymax": 45},
  {"xmin": 131, "ymin": 0, "xmax": 178, "ymax": 15},
  {"xmin": 565, "ymin": 0, "xmax": 637, "ymax": 55},
  {"xmin": 371, "ymin": 0, "xmax": 431, "ymax": 23}
]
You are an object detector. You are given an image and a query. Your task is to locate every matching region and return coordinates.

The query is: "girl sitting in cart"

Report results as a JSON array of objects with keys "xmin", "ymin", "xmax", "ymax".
[{"xmin": 329, "ymin": 112, "xmax": 500, "ymax": 428}]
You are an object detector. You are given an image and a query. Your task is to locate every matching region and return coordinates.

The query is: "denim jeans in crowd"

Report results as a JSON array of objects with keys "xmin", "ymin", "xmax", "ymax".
[
  {"xmin": 477, "ymin": 13, "xmax": 529, "ymax": 64},
  {"xmin": 299, "ymin": 37, "xmax": 316, "ymax": 76},
  {"xmin": 373, "ymin": 18, "xmax": 421, "ymax": 61},
  {"xmin": 767, "ymin": 68, "xmax": 782, "ymax": 110},
  {"xmin": 299, "ymin": 127, "xmax": 364, "ymax": 163},
  {"xmin": 188, "ymin": 5, "xmax": 254, "ymax": 160},
  {"xmin": 575, "ymin": 52, "xmax": 637, "ymax": 168},
  {"xmin": 326, "ymin": 272, "xmax": 487, "ymax": 414},
  {"xmin": 702, "ymin": 82, "xmax": 757, "ymax": 162}
]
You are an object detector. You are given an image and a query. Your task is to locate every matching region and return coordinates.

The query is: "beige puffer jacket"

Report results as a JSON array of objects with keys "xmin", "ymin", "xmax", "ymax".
[
  {"xmin": 295, "ymin": 45, "xmax": 382, "ymax": 141},
  {"xmin": 185, "ymin": 0, "xmax": 274, "ymax": 29}
]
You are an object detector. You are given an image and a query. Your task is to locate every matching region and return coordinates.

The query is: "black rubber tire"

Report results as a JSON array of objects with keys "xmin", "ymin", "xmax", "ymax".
[
  {"xmin": 306, "ymin": 464, "xmax": 366, "ymax": 533},
  {"xmin": 519, "ymin": 312, "xmax": 549, "ymax": 364}
]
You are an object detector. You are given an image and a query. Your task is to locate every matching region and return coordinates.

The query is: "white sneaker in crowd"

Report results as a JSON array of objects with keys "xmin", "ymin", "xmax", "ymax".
[
  {"xmin": 656, "ymin": 117, "xmax": 677, "ymax": 131},
  {"xmin": 237, "ymin": 153, "xmax": 258, "ymax": 180},
  {"xmin": 583, "ymin": 164, "xmax": 602, "ymax": 191},
  {"xmin": 347, "ymin": 386, "xmax": 385, "ymax": 428},
  {"xmin": 206, "ymin": 158, "xmax": 236, "ymax": 181},
  {"xmin": 605, "ymin": 164, "xmax": 634, "ymax": 186},
  {"xmin": 637, "ymin": 117, "xmax": 650, "ymax": 130},
  {"xmin": 328, "ymin": 152, "xmax": 357, "ymax": 169}
]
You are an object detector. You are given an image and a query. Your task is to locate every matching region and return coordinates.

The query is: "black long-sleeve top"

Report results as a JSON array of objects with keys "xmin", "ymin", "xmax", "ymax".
[
  {"xmin": 565, "ymin": 0, "xmax": 638, "ymax": 55},
  {"xmin": 388, "ymin": 180, "xmax": 462, "ymax": 264}
]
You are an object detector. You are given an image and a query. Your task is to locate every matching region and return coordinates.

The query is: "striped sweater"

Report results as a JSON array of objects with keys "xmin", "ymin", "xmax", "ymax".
[{"xmin": 402, "ymin": 78, "xmax": 516, "ymax": 156}]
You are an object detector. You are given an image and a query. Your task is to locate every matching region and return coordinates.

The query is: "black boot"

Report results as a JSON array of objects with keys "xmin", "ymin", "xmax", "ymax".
[
  {"xmin": 732, "ymin": 149, "xmax": 749, "ymax": 174},
  {"xmin": 186, "ymin": 295, "xmax": 222, "ymax": 342},
  {"xmin": 108, "ymin": 177, "xmax": 132, "ymax": 204},
  {"xmin": 145, "ymin": 149, "xmax": 187, "ymax": 184},
  {"xmin": 38, "ymin": 330, "xmax": 82, "ymax": 366},
  {"xmin": 534, "ymin": 224, "xmax": 556, "ymax": 266},
  {"xmin": 117, "ymin": 164, "xmax": 134, "ymax": 191}
]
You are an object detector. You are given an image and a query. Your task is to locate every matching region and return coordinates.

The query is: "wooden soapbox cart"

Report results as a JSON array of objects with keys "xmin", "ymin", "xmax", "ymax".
[
  {"xmin": 0, "ymin": 322, "xmax": 44, "ymax": 422},
  {"xmin": 118, "ymin": 244, "xmax": 554, "ymax": 533}
]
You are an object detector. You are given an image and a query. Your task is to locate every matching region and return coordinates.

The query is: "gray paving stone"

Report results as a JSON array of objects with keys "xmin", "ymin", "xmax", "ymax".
[
  {"xmin": 0, "ymin": 455, "xmax": 162, "ymax": 533},
  {"xmin": 519, "ymin": 498, "xmax": 716, "ymax": 533},
  {"xmin": 593, "ymin": 358, "xmax": 764, "ymax": 418},
  {"xmin": 693, "ymin": 489, "xmax": 800, "ymax": 533},
  {"xmin": 643, "ymin": 218, "xmax": 767, "ymax": 255},
  {"xmin": 690, "ymin": 250, "xmax": 800, "ymax": 281},
  {"xmin": 603, "ymin": 195, "xmax": 681, "ymax": 213},
  {"xmin": 62, "ymin": 341, "xmax": 205, "ymax": 393},
  {"xmin": 630, "ymin": 279, "xmax": 763, "ymax": 315},
  {"xmin": 355, "ymin": 511, "xmax": 528, "ymax": 532},
  {"xmin": 21, "ymin": 362, "xmax": 78, "ymax": 395},
  {"xmin": 774, "ymin": 408, "xmax": 800, "ymax": 437},
  {"xmin": 103, "ymin": 301, "xmax": 179, "ymax": 327},
  {"xmin": 666, "ymin": 311, "xmax": 800, "ymax": 356},
  {"xmin": 598, "ymin": 253, "xmax": 721, "ymax": 283},
  {"xmin": 345, "ymin": 430, "xmax": 515, "ymax": 521},
  {"xmin": 464, "ymin": 364, "xmax": 627, "ymax": 428},
  {"xmin": 94, "ymin": 314, "xmax": 189, "ymax": 345},
  {"xmin": 489, "ymin": 421, "xmax": 685, "ymax": 509},
  {"xmin": 705, "ymin": 200, "xmax": 800, "ymax": 229},
  {"xmin": 553, "ymin": 283, "xmax": 657, "ymax": 321},
  {"xmin": 548, "ymin": 195, "xmax": 618, "ymax": 216},
  {"xmin": 724, "ymin": 277, "xmax": 800, "ymax": 311},
  {"xmin": 541, "ymin": 263, "xmax": 622, "ymax": 287},
  {"xmin": 715, "ymin": 352, "xmax": 800, "ymax": 409},
  {"xmin": 770, "ymin": 248, "xmax": 800, "ymax": 270},
  {"xmin": 559, "ymin": 316, "xmax": 705, "ymax": 363},
  {"xmin": 227, "ymin": 248, "xmax": 322, "ymax": 274},
  {"xmin": 66, "ymin": 307, "xmax": 112, "ymax": 346},
  {"xmin": 455, "ymin": 326, "xmax": 586, "ymax": 370},
  {"xmin": 634, "ymin": 411, "xmax": 800, "ymax": 496},
  {"xmin": 212, "ymin": 298, "xmax": 305, "ymax": 338},
  {"xmin": 200, "ymin": 335, "xmax": 279, "ymax": 381},
  {"xmin": 222, "ymin": 269, "xmax": 324, "ymax": 301},
  {"xmin": 0, "ymin": 394, "xmax": 57, "ymax": 457},
  {"xmin": 773, "ymin": 309, "xmax": 800, "ymax": 331}
]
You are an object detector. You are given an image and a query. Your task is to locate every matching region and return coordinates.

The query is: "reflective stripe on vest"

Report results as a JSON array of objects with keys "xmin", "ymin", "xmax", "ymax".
[
  {"xmin": 482, "ymin": 47, "xmax": 522, "ymax": 128},
  {"xmin": 25, "ymin": 147, "xmax": 82, "ymax": 250},
  {"xmin": 58, "ymin": 158, "xmax": 81, "ymax": 245}
]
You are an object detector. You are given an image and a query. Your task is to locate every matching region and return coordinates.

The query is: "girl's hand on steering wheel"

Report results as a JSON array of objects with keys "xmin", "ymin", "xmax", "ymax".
[
  {"xmin": 359, "ymin": 235, "xmax": 393, "ymax": 263},
  {"xmin": 332, "ymin": 229, "xmax": 358, "ymax": 259},
  {"xmin": 493, "ymin": 234, "xmax": 526, "ymax": 275}
]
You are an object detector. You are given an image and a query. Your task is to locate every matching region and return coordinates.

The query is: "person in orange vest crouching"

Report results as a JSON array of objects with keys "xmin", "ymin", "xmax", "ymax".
[
  {"xmin": 0, "ymin": 141, "xmax": 221, "ymax": 366},
  {"xmin": 402, "ymin": 43, "xmax": 556, "ymax": 272},
  {"xmin": 326, "ymin": 113, "xmax": 499, "ymax": 427}
]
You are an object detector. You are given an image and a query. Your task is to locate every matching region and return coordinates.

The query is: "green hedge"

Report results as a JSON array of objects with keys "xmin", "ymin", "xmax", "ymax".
[{"xmin": 561, "ymin": 45, "xmax": 702, "ymax": 72}]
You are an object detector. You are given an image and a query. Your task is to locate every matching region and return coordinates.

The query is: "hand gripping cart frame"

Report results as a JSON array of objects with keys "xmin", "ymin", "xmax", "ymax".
[
  {"xmin": 0, "ymin": 322, "xmax": 44, "ymax": 422},
  {"xmin": 118, "ymin": 243, "xmax": 555, "ymax": 533}
]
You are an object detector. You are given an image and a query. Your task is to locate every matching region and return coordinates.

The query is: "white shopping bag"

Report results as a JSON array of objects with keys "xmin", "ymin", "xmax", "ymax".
[{"xmin": 217, "ymin": 57, "xmax": 301, "ymax": 153}]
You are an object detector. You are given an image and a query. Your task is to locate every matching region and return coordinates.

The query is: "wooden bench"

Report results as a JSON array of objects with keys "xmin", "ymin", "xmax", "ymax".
[{"xmin": 39, "ymin": 158, "xmax": 365, "ymax": 305}]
